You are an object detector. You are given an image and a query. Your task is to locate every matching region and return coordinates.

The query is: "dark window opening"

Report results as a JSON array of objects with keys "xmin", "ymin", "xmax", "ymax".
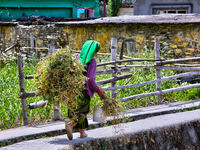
[
  {"xmin": 168, "ymin": 10, "xmax": 176, "ymax": 14},
  {"xmin": 157, "ymin": 9, "xmax": 187, "ymax": 14},
  {"xmin": 151, "ymin": 4, "xmax": 192, "ymax": 15},
  {"xmin": 178, "ymin": 11, "xmax": 186, "ymax": 14}
]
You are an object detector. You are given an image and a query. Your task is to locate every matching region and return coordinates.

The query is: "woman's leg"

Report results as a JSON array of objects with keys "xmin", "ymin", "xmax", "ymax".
[
  {"xmin": 66, "ymin": 90, "xmax": 90, "ymax": 140},
  {"xmin": 66, "ymin": 117, "xmax": 88, "ymax": 140},
  {"xmin": 79, "ymin": 128, "xmax": 87, "ymax": 138},
  {"xmin": 65, "ymin": 121, "xmax": 75, "ymax": 140}
]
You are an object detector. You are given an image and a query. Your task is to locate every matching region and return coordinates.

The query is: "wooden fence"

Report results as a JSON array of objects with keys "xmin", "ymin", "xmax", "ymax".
[
  {"xmin": 17, "ymin": 44, "xmax": 58, "ymax": 126},
  {"xmin": 13, "ymin": 37, "xmax": 200, "ymax": 126},
  {"xmin": 99, "ymin": 38, "xmax": 200, "ymax": 103}
]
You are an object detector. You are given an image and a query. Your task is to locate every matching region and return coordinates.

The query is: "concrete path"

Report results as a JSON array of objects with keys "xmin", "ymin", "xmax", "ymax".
[
  {"xmin": 0, "ymin": 99, "xmax": 200, "ymax": 149},
  {"xmin": 1, "ymin": 107, "xmax": 200, "ymax": 150}
]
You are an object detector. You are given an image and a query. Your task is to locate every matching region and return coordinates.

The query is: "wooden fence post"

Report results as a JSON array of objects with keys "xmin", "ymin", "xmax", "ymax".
[
  {"xmin": 30, "ymin": 33, "xmax": 36, "ymax": 66},
  {"xmin": 155, "ymin": 38, "xmax": 162, "ymax": 104},
  {"xmin": 48, "ymin": 44, "xmax": 55, "ymax": 54},
  {"xmin": 111, "ymin": 38, "xmax": 117, "ymax": 98},
  {"xmin": 48, "ymin": 44, "xmax": 60, "ymax": 120},
  {"xmin": 18, "ymin": 54, "xmax": 28, "ymax": 125}
]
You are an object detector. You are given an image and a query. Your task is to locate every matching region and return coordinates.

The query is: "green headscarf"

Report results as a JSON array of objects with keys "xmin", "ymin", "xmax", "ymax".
[{"xmin": 80, "ymin": 40, "xmax": 101, "ymax": 69}]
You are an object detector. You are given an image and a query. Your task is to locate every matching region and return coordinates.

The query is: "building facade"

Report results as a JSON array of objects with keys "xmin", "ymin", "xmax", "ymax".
[
  {"xmin": 119, "ymin": 0, "xmax": 134, "ymax": 16},
  {"xmin": 134, "ymin": 0, "xmax": 200, "ymax": 15},
  {"xmin": 0, "ymin": 0, "xmax": 99, "ymax": 21}
]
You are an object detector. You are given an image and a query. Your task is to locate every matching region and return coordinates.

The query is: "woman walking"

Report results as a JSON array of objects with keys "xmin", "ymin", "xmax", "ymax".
[{"xmin": 65, "ymin": 40, "xmax": 105, "ymax": 140}]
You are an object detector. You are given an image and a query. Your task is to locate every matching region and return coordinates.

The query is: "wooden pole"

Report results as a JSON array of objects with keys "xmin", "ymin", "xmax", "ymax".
[
  {"xmin": 96, "ymin": 68, "xmax": 130, "ymax": 75},
  {"xmin": 48, "ymin": 44, "xmax": 60, "ymax": 120},
  {"xmin": 111, "ymin": 38, "xmax": 117, "ymax": 98},
  {"xmin": 29, "ymin": 100, "xmax": 48, "ymax": 109},
  {"xmin": 97, "ymin": 73, "xmax": 132, "ymax": 85},
  {"xmin": 107, "ymin": 65, "xmax": 155, "ymax": 68},
  {"xmin": 115, "ymin": 71, "xmax": 138, "ymax": 95},
  {"xmin": 155, "ymin": 66, "xmax": 200, "ymax": 71},
  {"xmin": 104, "ymin": 0, "xmax": 106, "ymax": 17},
  {"xmin": 155, "ymin": 38, "xmax": 162, "ymax": 104},
  {"xmin": 18, "ymin": 55, "xmax": 28, "ymax": 126},
  {"xmin": 70, "ymin": 49, "xmax": 133, "ymax": 59},
  {"xmin": 48, "ymin": 44, "xmax": 55, "ymax": 54},
  {"xmin": 19, "ymin": 91, "xmax": 36, "ymax": 98},
  {"xmin": 97, "ymin": 58, "xmax": 164, "ymax": 67},
  {"xmin": 30, "ymin": 33, "xmax": 36, "ymax": 66},
  {"xmin": 156, "ymin": 57, "xmax": 200, "ymax": 65}
]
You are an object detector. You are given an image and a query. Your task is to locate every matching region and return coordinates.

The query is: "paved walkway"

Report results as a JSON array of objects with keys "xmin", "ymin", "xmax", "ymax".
[{"xmin": 0, "ymin": 99, "xmax": 200, "ymax": 149}]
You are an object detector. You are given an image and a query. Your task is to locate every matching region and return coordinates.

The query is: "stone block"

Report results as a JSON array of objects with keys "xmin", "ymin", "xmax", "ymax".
[
  {"xmin": 177, "ymin": 44, "xmax": 184, "ymax": 48},
  {"xmin": 185, "ymin": 48, "xmax": 195, "ymax": 52},
  {"xmin": 171, "ymin": 45, "xmax": 177, "ymax": 48},
  {"xmin": 162, "ymin": 46, "xmax": 170, "ymax": 51},
  {"xmin": 174, "ymin": 49, "xmax": 182, "ymax": 55},
  {"xmin": 167, "ymin": 50, "xmax": 174, "ymax": 54},
  {"xmin": 162, "ymin": 42, "xmax": 169, "ymax": 46},
  {"xmin": 185, "ymin": 56, "xmax": 193, "ymax": 58}
]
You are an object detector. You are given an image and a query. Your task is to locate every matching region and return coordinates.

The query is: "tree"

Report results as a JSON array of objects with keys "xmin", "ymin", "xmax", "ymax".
[{"xmin": 107, "ymin": 0, "xmax": 122, "ymax": 17}]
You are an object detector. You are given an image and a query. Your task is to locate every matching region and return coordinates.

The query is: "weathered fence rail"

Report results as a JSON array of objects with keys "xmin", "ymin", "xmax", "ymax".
[{"xmin": 118, "ymin": 83, "xmax": 200, "ymax": 102}]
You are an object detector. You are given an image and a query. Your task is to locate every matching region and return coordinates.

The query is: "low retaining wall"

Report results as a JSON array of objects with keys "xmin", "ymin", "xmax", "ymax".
[
  {"xmin": 73, "ymin": 121, "xmax": 200, "ymax": 150},
  {"xmin": 72, "ymin": 110, "xmax": 200, "ymax": 150}
]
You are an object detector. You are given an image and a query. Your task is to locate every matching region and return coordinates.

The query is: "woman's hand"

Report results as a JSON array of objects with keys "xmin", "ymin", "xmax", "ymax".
[{"xmin": 96, "ymin": 89, "xmax": 105, "ymax": 100}]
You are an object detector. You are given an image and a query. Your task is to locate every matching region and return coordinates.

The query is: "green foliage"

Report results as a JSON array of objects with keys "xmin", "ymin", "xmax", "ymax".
[
  {"xmin": 107, "ymin": 0, "xmax": 122, "ymax": 17},
  {"xmin": 35, "ymin": 48, "xmax": 86, "ymax": 111},
  {"xmin": 182, "ymin": 88, "xmax": 200, "ymax": 101},
  {"xmin": 106, "ymin": 0, "xmax": 112, "ymax": 17},
  {"xmin": 0, "ymin": 58, "xmax": 44, "ymax": 130}
]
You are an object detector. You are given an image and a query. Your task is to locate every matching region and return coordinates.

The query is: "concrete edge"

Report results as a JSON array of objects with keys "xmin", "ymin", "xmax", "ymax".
[{"xmin": 0, "ymin": 100, "xmax": 200, "ymax": 147}]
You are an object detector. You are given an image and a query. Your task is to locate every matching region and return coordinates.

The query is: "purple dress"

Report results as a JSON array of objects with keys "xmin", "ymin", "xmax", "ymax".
[
  {"xmin": 76, "ymin": 53, "xmax": 99, "ymax": 98},
  {"xmin": 83, "ymin": 58, "xmax": 100, "ymax": 98}
]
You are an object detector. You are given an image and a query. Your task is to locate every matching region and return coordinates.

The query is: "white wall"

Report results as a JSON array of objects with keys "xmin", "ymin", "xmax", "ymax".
[{"xmin": 118, "ymin": 8, "xmax": 134, "ymax": 16}]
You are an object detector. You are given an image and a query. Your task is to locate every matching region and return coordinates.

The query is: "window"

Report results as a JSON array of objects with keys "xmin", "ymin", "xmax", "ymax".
[
  {"xmin": 77, "ymin": 8, "xmax": 94, "ymax": 18},
  {"xmin": 150, "ymin": 4, "xmax": 192, "ymax": 15},
  {"xmin": 157, "ymin": 9, "xmax": 187, "ymax": 14}
]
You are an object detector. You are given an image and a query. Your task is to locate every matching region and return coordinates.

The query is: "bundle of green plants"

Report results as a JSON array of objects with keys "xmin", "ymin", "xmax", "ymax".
[
  {"xmin": 101, "ymin": 94, "xmax": 124, "ymax": 116},
  {"xmin": 35, "ymin": 48, "xmax": 86, "ymax": 112}
]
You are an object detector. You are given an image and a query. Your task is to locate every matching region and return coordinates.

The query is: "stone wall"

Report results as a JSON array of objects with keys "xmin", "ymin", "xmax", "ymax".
[
  {"xmin": 1, "ymin": 23, "xmax": 200, "ymax": 59},
  {"xmin": 73, "ymin": 121, "xmax": 200, "ymax": 150},
  {"xmin": 62, "ymin": 23, "xmax": 200, "ymax": 59}
]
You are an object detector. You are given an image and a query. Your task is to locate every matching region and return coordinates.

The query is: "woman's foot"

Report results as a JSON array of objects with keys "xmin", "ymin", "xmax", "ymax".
[
  {"xmin": 65, "ymin": 123, "xmax": 73, "ymax": 140},
  {"xmin": 79, "ymin": 129, "xmax": 88, "ymax": 138},
  {"xmin": 65, "ymin": 121, "xmax": 77, "ymax": 140}
]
